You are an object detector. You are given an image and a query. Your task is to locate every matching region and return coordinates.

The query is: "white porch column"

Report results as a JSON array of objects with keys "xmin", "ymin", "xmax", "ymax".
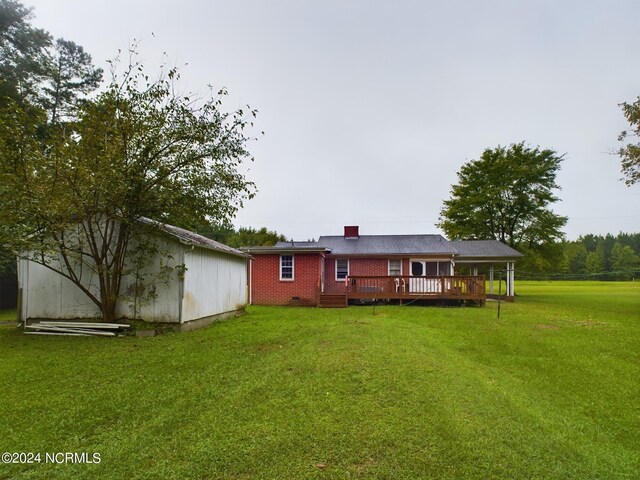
[
  {"xmin": 489, "ymin": 264, "xmax": 494, "ymax": 294},
  {"xmin": 511, "ymin": 262, "xmax": 516, "ymax": 296},
  {"xmin": 508, "ymin": 262, "xmax": 515, "ymax": 297},
  {"xmin": 504, "ymin": 262, "xmax": 510, "ymax": 297}
]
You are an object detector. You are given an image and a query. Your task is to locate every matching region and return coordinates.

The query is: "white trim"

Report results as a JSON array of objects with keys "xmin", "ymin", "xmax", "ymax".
[
  {"xmin": 409, "ymin": 257, "xmax": 453, "ymax": 262},
  {"xmin": 335, "ymin": 258, "xmax": 349, "ymax": 281},
  {"xmin": 280, "ymin": 254, "xmax": 294, "ymax": 281},
  {"xmin": 454, "ymin": 258, "xmax": 519, "ymax": 264},
  {"xmin": 249, "ymin": 258, "xmax": 253, "ymax": 304},
  {"xmin": 409, "ymin": 260, "xmax": 453, "ymax": 277}
]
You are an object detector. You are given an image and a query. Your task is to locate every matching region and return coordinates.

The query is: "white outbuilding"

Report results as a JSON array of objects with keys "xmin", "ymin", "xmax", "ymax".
[{"xmin": 17, "ymin": 219, "xmax": 249, "ymax": 331}]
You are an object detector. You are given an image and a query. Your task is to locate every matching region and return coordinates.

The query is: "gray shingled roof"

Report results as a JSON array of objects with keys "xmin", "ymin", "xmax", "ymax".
[
  {"xmin": 138, "ymin": 217, "xmax": 248, "ymax": 258},
  {"xmin": 450, "ymin": 240, "xmax": 523, "ymax": 259},
  {"xmin": 244, "ymin": 234, "xmax": 522, "ymax": 260},
  {"xmin": 274, "ymin": 241, "xmax": 324, "ymax": 249},
  {"xmin": 316, "ymin": 235, "xmax": 456, "ymax": 255},
  {"xmin": 240, "ymin": 241, "xmax": 329, "ymax": 254}
]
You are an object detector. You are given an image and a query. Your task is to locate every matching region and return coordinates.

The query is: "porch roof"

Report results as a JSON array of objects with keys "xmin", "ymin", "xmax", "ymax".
[{"xmin": 450, "ymin": 240, "xmax": 523, "ymax": 261}]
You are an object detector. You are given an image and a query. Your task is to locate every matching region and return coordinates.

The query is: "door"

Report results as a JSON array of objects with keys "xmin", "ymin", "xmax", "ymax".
[
  {"xmin": 409, "ymin": 260, "xmax": 441, "ymax": 293},
  {"xmin": 410, "ymin": 261, "xmax": 427, "ymax": 293}
]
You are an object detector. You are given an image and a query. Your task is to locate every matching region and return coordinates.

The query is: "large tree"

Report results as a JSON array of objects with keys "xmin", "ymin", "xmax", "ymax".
[
  {"xmin": 617, "ymin": 96, "xmax": 640, "ymax": 186},
  {"xmin": 42, "ymin": 38, "xmax": 103, "ymax": 124},
  {"xmin": 0, "ymin": 0, "xmax": 102, "ymax": 289},
  {"xmin": 1, "ymin": 1, "xmax": 103, "ymax": 119},
  {"xmin": 438, "ymin": 142, "xmax": 567, "ymax": 248},
  {"xmin": 610, "ymin": 242, "xmax": 638, "ymax": 280},
  {"xmin": 0, "ymin": 58, "xmax": 257, "ymax": 322},
  {"xmin": 0, "ymin": 0, "xmax": 51, "ymax": 105}
]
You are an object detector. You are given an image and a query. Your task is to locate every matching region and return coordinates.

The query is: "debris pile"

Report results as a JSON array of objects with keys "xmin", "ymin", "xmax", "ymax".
[{"xmin": 24, "ymin": 321, "xmax": 130, "ymax": 337}]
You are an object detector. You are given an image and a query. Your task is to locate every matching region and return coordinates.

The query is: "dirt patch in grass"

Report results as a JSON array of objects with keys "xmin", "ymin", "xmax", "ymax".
[
  {"xmin": 536, "ymin": 319, "xmax": 606, "ymax": 330},
  {"xmin": 356, "ymin": 457, "xmax": 376, "ymax": 474},
  {"xmin": 348, "ymin": 319, "xmax": 372, "ymax": 326},
  {"xmin": 255, "ymin": 342, "xmax": 286, "ymax": 353},
  {"xmin": 569, "ymin": 319, "xmax": 607, "ymax": 327},
  {"xmin": 536, "ymin": 324, "xmax": 560, "ymax": 330}
]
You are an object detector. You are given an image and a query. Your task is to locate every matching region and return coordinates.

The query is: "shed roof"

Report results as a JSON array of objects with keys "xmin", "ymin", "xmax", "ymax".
[{"xmin": 138, "ymin": 217, "xmax": 249, "ymax": 258}]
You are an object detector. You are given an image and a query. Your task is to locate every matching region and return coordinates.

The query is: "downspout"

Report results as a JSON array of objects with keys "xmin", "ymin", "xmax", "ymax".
[
  {"xmin": 17, "ymin": 257, "xmax": 26, "ymax": 328},
  {"xmin": 23, "ymin": 258, "xmax": 28, "ymax": 328},
  {"xmin": 248, "ymin": 257, "xmax": 252, "ymax": 305}
]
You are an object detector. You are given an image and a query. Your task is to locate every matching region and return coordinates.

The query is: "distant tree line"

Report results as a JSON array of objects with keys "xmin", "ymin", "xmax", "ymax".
[
  {"xmin": 199, "ymin": 225, "xmax": 288, "ymax": 248},
  {"xmin": 517, "ymin": 233, "xmax": 640, "ymax": 280}
]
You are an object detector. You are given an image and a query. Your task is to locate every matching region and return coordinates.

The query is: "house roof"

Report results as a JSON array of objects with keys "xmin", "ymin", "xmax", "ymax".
[
  {"xmin": 138, "ymin": 217, "xmax": 249, "ymax": 258},
  {"xmin": 244, "ymin": 240, "xmax": 329, "ymax": 254},
  {"xmin": 450, "ymin": 240, "xmax": 523, "ymax": 260},
  {"xmin": 241, "ymin": 232, "xmax": 523, "ymax": 261},
  {"xmin": 243, "ymin": 244, "xmax": 330, "ymax": 254},
  {"xmin": 315, "ymin": 234, "xmax": 457, "ymax": 256}
]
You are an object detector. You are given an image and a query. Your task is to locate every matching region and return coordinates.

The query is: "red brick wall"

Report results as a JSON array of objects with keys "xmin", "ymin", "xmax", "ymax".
[
  {"xmin": 250, "ymin": 253, "xmax": 321, "ymax": 306},
  {"xmin": 324, "ymin": 257, "xmax": 391, "ymax": 294}
]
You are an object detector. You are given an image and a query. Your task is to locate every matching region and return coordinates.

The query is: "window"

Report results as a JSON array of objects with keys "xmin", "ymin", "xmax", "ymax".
[
  {"xmin": 426, "ymin": 262, "xmax": 438, "ymax": 276},
  {"xmin": 438, "ymin": 262, "xmax": 451, "ymax": 276},
  {"xmin": 388, "ymin": 259, "xmax": 402, "ymax": 276},
  {"xmin": 335, "ymin": 259, "xmax": 349, "ymax": 280},
  {"xmin": 411, "ymin": 260, "xmax": 452, "ymax": 276},
  {"xmin": 411, "ymin": 261, "xmax": 423, "ymax": 276},
  {"xmin": 280, "ymin": 255, "xmax": 294, "ymax": 280}
]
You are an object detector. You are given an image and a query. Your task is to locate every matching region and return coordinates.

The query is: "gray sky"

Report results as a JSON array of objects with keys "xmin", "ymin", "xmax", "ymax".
[{"xmin": 28, "ymin": 0, "xmax": 640, "ymax": 240}]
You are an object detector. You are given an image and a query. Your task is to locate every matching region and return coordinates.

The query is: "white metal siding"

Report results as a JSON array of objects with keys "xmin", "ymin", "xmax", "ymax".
[
  {"xmin": 181, "ymin": 248, "xmax": 247, "ymax": 323},
  {"xmin": 115, "ymin": 238, "xmax": 182, "ymax": 323},
  {"xmin": 19, "ymin": 231, "xmax": 245, "ymax": 324},
  {"xmin": 20, "ymin": 236, "xmax": 182, "ymax": 322},
  {"xmin": 19, "ymin": 258, "xmax": 102, "ymax": 320}
]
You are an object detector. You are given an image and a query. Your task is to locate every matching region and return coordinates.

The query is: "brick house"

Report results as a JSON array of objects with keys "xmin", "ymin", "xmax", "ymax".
[{"xmin": 243, "ymin": 226, "xmax": 522, "ymax": 307}]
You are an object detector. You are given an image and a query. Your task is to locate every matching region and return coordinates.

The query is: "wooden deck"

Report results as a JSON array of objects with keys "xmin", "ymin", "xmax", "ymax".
[
  {"xmin": 319, "ymin": 294, "xmax": 348, "ymax": 308},
  {"xmin": 345, "ymin": 275, "xmax": 486, "ymax": 304}
]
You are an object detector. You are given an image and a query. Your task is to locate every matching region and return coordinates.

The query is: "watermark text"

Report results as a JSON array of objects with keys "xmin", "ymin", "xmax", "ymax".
[{"xmin": 2, "ymin": 452, "xmax": 101, "ymax": 464}]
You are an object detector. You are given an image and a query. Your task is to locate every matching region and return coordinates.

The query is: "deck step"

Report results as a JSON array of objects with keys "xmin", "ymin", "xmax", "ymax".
[{"xmin": 319, "ymin": 294, "xmax": 347, "ymax": 308}]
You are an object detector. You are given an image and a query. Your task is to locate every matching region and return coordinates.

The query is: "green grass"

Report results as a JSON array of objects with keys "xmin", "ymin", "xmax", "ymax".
[
  {"xmin": 0, "ymin": 281, "xmax": 638, "ymax": 479},
  {"xmin": 0, "ymin": 309, "xmax": 16, "ymax": 321}
]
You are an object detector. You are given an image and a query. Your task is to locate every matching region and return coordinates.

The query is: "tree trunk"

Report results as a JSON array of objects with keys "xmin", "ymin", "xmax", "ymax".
[{"xmin": 99, "ymin": 289, "xmax": 118, "ymax": 323}]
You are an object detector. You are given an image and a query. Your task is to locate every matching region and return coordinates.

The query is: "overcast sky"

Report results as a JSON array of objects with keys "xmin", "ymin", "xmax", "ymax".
[{"xmin": 27, "ymin": 0, "xmax": 640, "ymax": 240}]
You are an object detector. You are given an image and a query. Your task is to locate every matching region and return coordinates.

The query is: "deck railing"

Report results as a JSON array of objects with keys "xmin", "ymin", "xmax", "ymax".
[{"xmin": 345, "ymin": 275, "xmax": 486, "ymax": 299}]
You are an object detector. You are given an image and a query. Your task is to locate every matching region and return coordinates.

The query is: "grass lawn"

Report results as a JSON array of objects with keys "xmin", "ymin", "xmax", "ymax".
[
  {"xmin": 0, "ymin": 309, "xmax": 16, "ymax": 322},
  {"xmin": 0, "ymin": 281, "xmax": 638, "ymax": 479}
]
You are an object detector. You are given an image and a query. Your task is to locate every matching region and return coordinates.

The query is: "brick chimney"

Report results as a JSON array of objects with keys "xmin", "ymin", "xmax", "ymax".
[{"xmin": 344, "ymin": 225, "xmax": 359, "ymax": 239}]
